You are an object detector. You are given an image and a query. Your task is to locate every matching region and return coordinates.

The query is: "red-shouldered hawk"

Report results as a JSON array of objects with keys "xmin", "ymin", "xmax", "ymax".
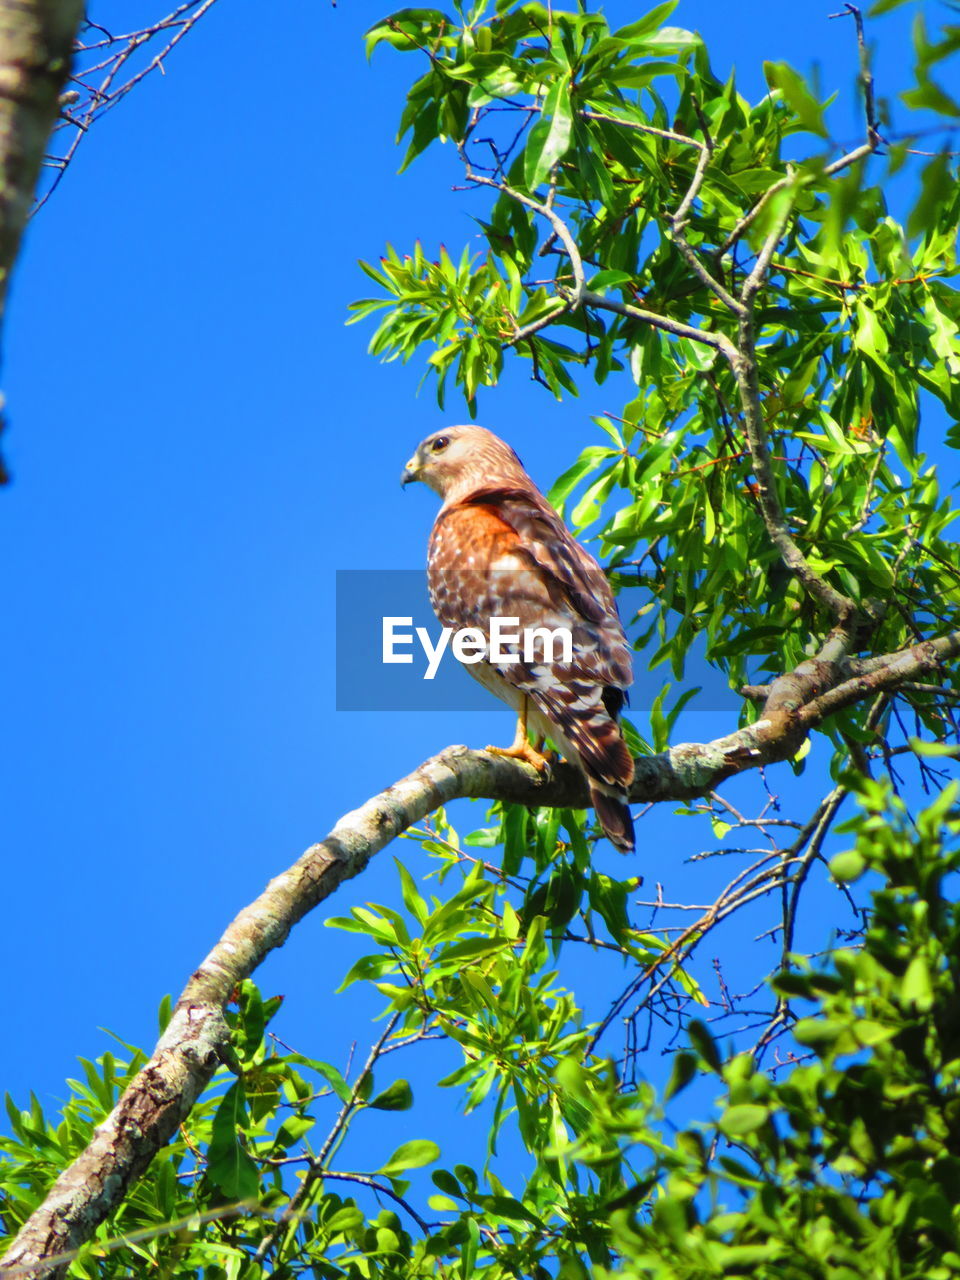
[{"xmin": 402, "ymin": 425, "xmax": 635, "ymax": 853}]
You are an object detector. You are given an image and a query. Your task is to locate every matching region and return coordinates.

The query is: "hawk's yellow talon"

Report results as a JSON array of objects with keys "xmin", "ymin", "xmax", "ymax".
[
  {"xmin": 485, "ymin": 740, "xmax": 550, "ymax": 772},
  {"xmin": 485, "ymin": 700, "xmax": 549, "ymax": 771}
]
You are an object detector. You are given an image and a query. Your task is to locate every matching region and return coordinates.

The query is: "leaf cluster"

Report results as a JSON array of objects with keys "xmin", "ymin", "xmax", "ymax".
[{"xmin": 3, "ymin": 784, "xmax": 960, "ymax": 1278}]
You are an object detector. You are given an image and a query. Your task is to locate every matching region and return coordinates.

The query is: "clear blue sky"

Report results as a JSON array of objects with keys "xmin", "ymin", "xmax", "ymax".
[{"xmin": 1, "ymin": 0, "xmax": 951, "ymax": 1184}]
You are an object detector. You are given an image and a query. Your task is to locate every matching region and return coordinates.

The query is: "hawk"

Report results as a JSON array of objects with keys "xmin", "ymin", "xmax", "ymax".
[{"xmin": 402, "ymin": 425, "xmax": 635, "ymax": 853}]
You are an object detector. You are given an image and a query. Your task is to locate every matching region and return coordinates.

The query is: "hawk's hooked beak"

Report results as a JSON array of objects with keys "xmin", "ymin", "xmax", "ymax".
[{"xmin": 401, "ymin": 455, "xmax": 420, "ymax": 488}]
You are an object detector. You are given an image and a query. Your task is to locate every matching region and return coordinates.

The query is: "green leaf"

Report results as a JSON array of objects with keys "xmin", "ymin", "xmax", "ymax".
[
  {"xmin": 432, "ymin": 1167, "xmax": 462, "ymax": 1197},
  {"xmin": 640, "ymin": 25, "xmax": 699, "ymax": 53},
  {"xmin": 157, "ymin": 994, "xmax": 172, "ymax": 1034},
  {"xmin": 762, "ymin": 61, "xmax": 829, "ymax": 137},
  {"xmin": 687, "ymin": 1019, "xmax": 722, "ymax": 1072},
  {"xmin": 312, "ymin": 1060, "xmax": 353, "ymax": 1105},
  {"xmin": 395, "ymin": 858, "xmax": 429, "ymax": 925},
  {"xmin": 369, "ymin": 1078, "xmax": 415, "ymax": 1111},
  {"xmin": 236, "ymin": 981, "xmax": 266, "ymax": 1062},
  {"xmin": 379, "ymin": 1138, "xmax": 441, "ymax": 1176},
  {"xmin": 902, "ymin": 79, "xmax": 960, "ymax": 119},
  {"xmin": 901, "ymin": 956, "xmax": 934, "ymax": 1011},
  {"xmin": 719, "ymin": 1104, "xmax": 769, "ymax": 1136},
  {"xmin": 610, "ymin": 2, "xmax": 678, "ymax": 44},
  {"xmin": 524, "ymin": 80, "xmax": 573, "ymax": 191},
  {"xmin": 588, "ymin": 872, "xmax": 630, "ymax": 941},
  {"xmin": 829, "ymin": 850, "xmax": 867, "ymax": 883},
  {"xmin": 792, "ymin": 1017, "xmax": 847, "ymax": 1049},
  {"xmin": 908, "ymin": 153, "xmax": 958, "ymax": 237},
  {"xmin": 207, "ymin": 1083, "xmax": 259, "ymax": 1201},
  {"xmin": 908, "ymin": 738, "xmax": 960, "ymax": 759},
  {"xmin": 502, "ymin": 803, "xmax": 530, "ymax": 875},
  {"xmin": 273, "ymin": 1113, "xmax": 316, "ymax": 1151},
  {"xmin": 547, "ymin": 446, "xmax": 616, "ymax": 510},
  {"xmin": 589, "ymin": 269, "xmax": 636, "ymax": 290},
  {"xmin": 664, "ymin": 1051, "xmax": 698, "ymax": 1100}
]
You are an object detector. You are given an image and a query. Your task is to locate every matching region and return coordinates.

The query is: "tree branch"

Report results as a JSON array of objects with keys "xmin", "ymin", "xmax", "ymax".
[
  {"xmin": 461, "ymin": 80, "xmax": 873, "ymax": 628},
  {"xmin": 730, "ymin": 190, "xmax": 860, "ymax": 622},
  {"xmin": 459, "ymin": 154, "xmax": 585, "ymax": 307},
  {"xmin": 830, "ymin": 4, "xmax": 881, "ymax": 148},
  {"xmin": 796, "ymin": 633, "xmax": 960, "ymax": 727},
  {"xmin": 668, "ymin": 122, "xmax": 745, "ymax": 317},
  {"xmin": 721, "ymin": 5, "xmax": 880, "ymax": 258},
  {"xmin": 35, "ymin": 1, "xmax": 221, "ymax": 214},
  {"xmin": 579, "ymin": 288, "xmax": 737, "ymax": 360},
  {"xmin": 458, "ymin": 156, "xmax": 737, "ymax": 358}
]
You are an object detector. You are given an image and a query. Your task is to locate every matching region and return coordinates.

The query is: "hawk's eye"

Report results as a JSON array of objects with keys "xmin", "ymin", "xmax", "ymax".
[{"xmin": 431, "ymin": 436, "xmax": 450, "ymax": 454}]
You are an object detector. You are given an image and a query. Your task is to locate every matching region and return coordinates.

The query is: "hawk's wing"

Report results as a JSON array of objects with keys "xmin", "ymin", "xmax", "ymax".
[{"xmin": 466, "ymin": 486, "xmax": 620, "ymax": 627}]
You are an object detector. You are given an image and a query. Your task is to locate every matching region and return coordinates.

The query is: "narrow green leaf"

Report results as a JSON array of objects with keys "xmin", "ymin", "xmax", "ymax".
[{"xmin": 524, "ymin": 80, "xmax": 573, "ymax": 190}]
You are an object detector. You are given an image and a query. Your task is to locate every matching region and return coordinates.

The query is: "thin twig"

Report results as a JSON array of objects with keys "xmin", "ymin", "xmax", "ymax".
[
  {"xmin": 306, "ymin": 1170, "xmax": 436, "ymax": 1235},
  {"xmin": 579, "ymin": 288, "xmax": 737, "ymax": 359},
  {"xmin": 829, "ymin": 4, "xmax": 881, "ymax": 147},
  {"xmin": 35, "ymin": 2, "xmax": 221, "ymax": 214},
  {"xmin": 458, "ymin": 150, "xmax": 586, "ymax": 308},
  {"xmin": 669, "ymin": 128, "xmax": 745, "ymax": 316},
  {"xmin": 254, "ymin": 1013, "xmax": 402, "ymax": 1266}
]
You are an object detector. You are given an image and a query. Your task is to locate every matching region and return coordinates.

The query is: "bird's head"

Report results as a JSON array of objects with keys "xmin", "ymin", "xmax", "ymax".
[{"xmin": 401, "ymin": 425, "xmax": 527, "ymax": 504}]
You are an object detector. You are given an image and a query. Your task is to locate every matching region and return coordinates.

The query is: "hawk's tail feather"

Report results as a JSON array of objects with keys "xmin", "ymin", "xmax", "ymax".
[
  {"xmin": 529, "ymin": 686, "xmax": 634, "ymax": 792},
  {"xmin": 590, "ymin": 787, "xmax": 635, "ymax": 854},
  {"xmin": 524, "ymin": 683, "xmax": 635, "ymax": 851}
]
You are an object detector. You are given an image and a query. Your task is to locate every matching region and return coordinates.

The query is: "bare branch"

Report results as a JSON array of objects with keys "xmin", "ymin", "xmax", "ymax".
[
  {"xmin": 722, "ymin": 5, "xmax": 880, "ymax": 258},
  {"xmin": 590, "ymin": 845, "xmax": 802, "ymax": 1051},
  {"xmin": 465, "ymin": 169, "xmax": 586, "ymax": 306},
  {"xmin": 578, "ymin": 288, "xmax": 737, "ymax": 360},
  {"xmin": 303, "ymin": 1171, "xmax": 435, "ymax": 1236},
  {"xmin": 35, "ymin": 2, "xmax": 220, "ymax": 213},
  {"xmin": 829, "ymin": 4, "xmax": 881, "ymax": 148},
  {"xmin": 753, "ymin": 783, "xmax": 850, "ymax": 1055}
]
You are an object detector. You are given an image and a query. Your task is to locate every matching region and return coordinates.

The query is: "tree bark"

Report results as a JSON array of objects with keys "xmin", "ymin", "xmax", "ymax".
[{"xmin": 0, "ymin": 0, "xmax": 83, "ymax": 480}]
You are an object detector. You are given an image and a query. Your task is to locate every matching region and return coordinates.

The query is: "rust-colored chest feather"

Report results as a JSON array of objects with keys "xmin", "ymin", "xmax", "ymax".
[{"xmin": 427, "ymin": 502, "xmax": 532, "ymax": 628}]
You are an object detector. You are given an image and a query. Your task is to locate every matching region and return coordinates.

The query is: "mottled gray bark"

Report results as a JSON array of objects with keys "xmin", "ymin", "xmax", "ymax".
[
  {"xmin": 0, "ymin": 0, "xmax": 82, "ymax": 479},
  {"xmin": 3, "ymin": 628, "xmax": 958, "ymax": 1276}
]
